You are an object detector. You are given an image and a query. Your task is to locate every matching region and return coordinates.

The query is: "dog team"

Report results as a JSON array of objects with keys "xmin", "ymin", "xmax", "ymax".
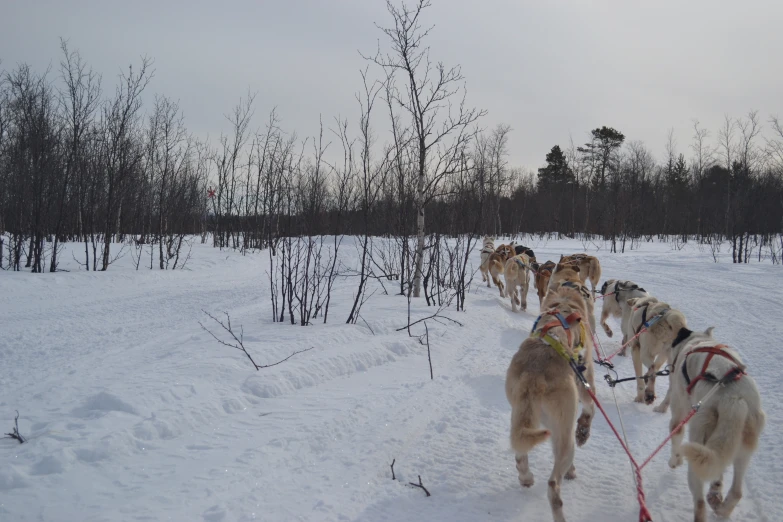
[{"xmin": 479, "ymin": 236, "xmax": 765, "ymax": 522}]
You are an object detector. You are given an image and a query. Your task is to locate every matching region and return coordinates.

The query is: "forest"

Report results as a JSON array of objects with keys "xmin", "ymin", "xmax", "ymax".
[{"xmin": 2, "ymin": 1, "xmax": 782, "ymax": 289}]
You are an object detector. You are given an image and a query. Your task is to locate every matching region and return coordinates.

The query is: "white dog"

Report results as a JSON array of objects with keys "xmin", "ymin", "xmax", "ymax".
[
  {"xmin": 625, "ymin": 298, "xmax": 687, "ymax": 408},
  {"xmin": 667, "ymin": 327, "xmax": 765, "ymax": 522},
  {"xmin": 479, "ymin": 236, "xmax": 495, "ymax": 287},
  {"xmin": 598, "ymin": 279, "xmax": 649, "ymax": 347}
]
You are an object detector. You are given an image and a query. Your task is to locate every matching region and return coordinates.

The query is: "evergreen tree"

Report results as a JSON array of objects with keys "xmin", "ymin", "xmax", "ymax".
[
  {"xmin": 537, "ymin": 145, "xmax": 574, "ymax": 188},
  {"xmin": 577, "ymin": 126, "xmax": 625, "ymax": 188}
]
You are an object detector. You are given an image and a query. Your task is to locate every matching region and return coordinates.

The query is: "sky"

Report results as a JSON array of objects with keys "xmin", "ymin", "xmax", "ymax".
[{"xmin": 2, "ymin": 0, "xmax": 782, "ymax": 170}]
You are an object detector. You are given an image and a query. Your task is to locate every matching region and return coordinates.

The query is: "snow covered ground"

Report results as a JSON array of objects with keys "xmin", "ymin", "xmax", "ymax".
[{"xmin": 1, "ymin": 236, "xmax": 781, "ymax": 522}]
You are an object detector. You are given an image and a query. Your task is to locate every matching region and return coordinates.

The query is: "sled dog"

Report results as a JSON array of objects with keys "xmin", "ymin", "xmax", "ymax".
[
  {"xmin": 505, "ymin": 284, "xmax": 595, "ymax": 522},
  {"xmin": 488, "ymin": 243, "xmax": 515, "ymax": 297},
  {"xmin": 667, "ymin": 327, "xmax": 764, "ymax": 522},
  {"xmin": 479, "ymin": 236, "xmax": 495, "ymax": 287},
  {"xmin": 504, "ymin": 253, "xmax": 533, "ymax": 312},
  {"xmin": 625, "ymin": 297, "xmax": 687, "ymax": 407},
  {"xmin": 559, "ymin": 254, "xmax": 602, "ymax": 296}
]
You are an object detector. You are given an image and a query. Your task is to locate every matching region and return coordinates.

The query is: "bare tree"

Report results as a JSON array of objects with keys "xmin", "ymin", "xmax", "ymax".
[
  {"xmin": 366, "ymin": 0, "xmax": 485, "ymax": 298},
  {"xmin": 100, "ymin": 57, "xmax": 153, "ymax": 270},
  {"xmin": 52, "ymin": 40, "xmax": 101, "ymax": 272},
  {"xmin": 768, "ymin": 116, "xmax": 783, "ymax": 171},
  {"xmin": 346, "ymin": 70, "xmax": 390, "ymax": 323}
]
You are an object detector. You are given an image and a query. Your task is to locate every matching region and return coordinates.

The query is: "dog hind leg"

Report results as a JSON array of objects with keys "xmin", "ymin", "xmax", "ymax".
[
  {"xmin": 706, "ymin": 474, "xmax": 724, "ymax": 512},
  {"xmin": 631, "ymin": 342, "xmax": 646, "ymax": 403},
  {"xmin": 668, "ymin": 401, "xmax": 689, "ymax": 469},
  {"xmin": 713, "ymin": 447, "xmax": 751, "ymax": 517},
  {"xmin": 515, "ymin": 453, "xmax": 534, "ymax": 488},
  {"xmin": 547, "ymin": 422, "xmax": 576, "ymax": 522},
  {"xmin": 575, "ymin": 364, "xmax": 595, "ymax": 447},
  {"xmin": 688, "ymin": 465, "xmax": 708, "ymax": 522},
  {"xmin": 644, "ymin": 351, "xmax": 667, "ymax": 405},
  {"xmin": 600, "ymin": 308, "xmax": 613, "ymax": 337}
]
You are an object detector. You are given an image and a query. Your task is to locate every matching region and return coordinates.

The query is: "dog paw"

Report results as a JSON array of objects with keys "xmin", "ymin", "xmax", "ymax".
[
  {"xmin": 575, "ymin": 418, "xmax": 591, "ymax": 447},
  {"xmin": 634, "ymin": 395, "xmax": 645, "ymax": 404},
  {"xmin": 644, "ymin": 392, "xmax": 656, "ymax": 405},
  {"xmin": 618, "ymin": 349, "xmax": 627, "ymax": 357},
  {"xmin": 565, "ymin": 468, "xmax": 577, "ymax": 480},
  {"xmin": 518, "ymin": 473, "xmax": 535, "ymax": 488},
  {"xmin": 653, "ymin": 403, "xmax": 668, "ymax": 414},
  {"xmin": 707, "ymin": 491, "xmax": 724, "ymax": 511},
  {"xmin": 714, "ymin": 502, "xmax": 736, "ymax": 518},
  {"xmin": 669, "ymin": 454, "xmax": 683, "ymax": 469}
]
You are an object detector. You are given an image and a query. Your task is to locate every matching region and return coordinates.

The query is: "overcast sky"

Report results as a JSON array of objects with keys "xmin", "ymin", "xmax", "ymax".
[{"xmin": 2, "ymin": 0, "xmax": 782, "ymax": 169}]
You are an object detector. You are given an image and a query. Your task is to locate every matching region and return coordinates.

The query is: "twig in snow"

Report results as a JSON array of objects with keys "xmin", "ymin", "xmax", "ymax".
[
  {"xmin": 396, "ymin": 311, "xmax": 463, "ymax": 332},
  {"xmin": 199, "ymin": 310, "xmax": 314, "ymax": 370},
  {"xmin": 390, "ymin": 458, "xmax": 396, "ymax": 480},
  {"xmin": 424, "ymin": 321, "xmax": 433, "ymax": 380},
  {"xmin": 408, "ymin": 475, "xmax": 431, "ymax": 497},
  {"xmin": 359, "ymin": 314, "xmax": 376, "ymax": 336},
  {"xmin": 4, "ymin": 410, "xmax": 25, "ymax": 444}
]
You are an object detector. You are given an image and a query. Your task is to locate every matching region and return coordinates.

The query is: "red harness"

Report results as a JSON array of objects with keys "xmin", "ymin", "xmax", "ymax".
[
  {"xmin": 532, "ymin": 309, "xmax": 582, "ymax": 346},
  {"xmin": 681, "ymin": 345, "xmax": 746, "ymax": 395}
]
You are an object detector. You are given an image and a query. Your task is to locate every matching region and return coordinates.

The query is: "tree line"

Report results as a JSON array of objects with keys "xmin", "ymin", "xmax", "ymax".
[{"xmin": 2, "ymin": 0, "xmax": 782, "ymax": 285}]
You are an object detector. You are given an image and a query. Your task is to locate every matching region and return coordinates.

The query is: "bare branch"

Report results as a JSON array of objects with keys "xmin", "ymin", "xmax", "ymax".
[
  {"xmin": 200, "ymin": 310, "xmax": 314, "ymax": 370},
  {"xmin": 4, "ymin": 411, "xmax": 25, "ymax": 444}
]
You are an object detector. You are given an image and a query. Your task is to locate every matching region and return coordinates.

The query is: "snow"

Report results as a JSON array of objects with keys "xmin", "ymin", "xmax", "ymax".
[{"xmin": 1, "ymin": 236, "xmax": 781, "ymax": 522}]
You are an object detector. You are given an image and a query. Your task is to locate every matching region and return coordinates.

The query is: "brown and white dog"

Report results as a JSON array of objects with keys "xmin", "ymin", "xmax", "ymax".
[
  {"xmin": 625, "ymin": 297, "xmax": 687, "ymax": 408},
  {"xmin": 479, "ymin": 236, "xmax": 495, "ymax": 287},
  {"xmin": 506, "ymin": 283, "xmax": 596, "ymax": 522},
  {"xmin": 488, "ymin": 243, "xmax": 515, "ymax": 297},
  {"xmin": 504, "ymin": 253, "xmax": 533, "ymax": 312},
  {"xmin": 559, "ymin": 254, "xmax": 602, "ymax": 297},
  {"xmin": 548, "ymin": 262, "xmax": 597, "ymax": 334},
  {"xmin": 667, "ymin": 327, "xmax": 765, "ymax": 522},
  {"xmin": 532, "ymin": 260, "xmax": 556, "ymax": 307}
]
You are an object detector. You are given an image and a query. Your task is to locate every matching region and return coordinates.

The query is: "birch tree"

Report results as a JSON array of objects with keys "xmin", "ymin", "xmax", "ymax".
[{"xmin": 366, "ymin": 0, "xmax": 485, "ymax": 298}]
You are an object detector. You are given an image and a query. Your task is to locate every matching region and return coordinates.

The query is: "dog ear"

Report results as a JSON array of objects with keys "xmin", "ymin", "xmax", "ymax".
[
  {"xmin": 704, "ymin": 326, "xmax": 715, "ymax": 337},
  {"xmin": 672, "ymin": 327, "xmax": 693, "ymax": 348},
  {"xmin": 627, "ymin": 298, "xmax": 638, "ymax": 307}
]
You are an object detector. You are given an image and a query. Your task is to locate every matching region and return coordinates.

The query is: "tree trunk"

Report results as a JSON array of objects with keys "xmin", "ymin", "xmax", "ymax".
[
  {"xmin": 412, "ymin": 145, "xmax": 426, "ymax": 298},
  {"xmin": 413, "ymin": 197, "xmax": 425, "ymax": 297}
]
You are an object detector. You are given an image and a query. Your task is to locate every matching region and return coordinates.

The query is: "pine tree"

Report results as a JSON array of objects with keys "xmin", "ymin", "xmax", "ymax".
[{"xmin": 537, "ymin": 145, "xmax": 574, "ymax": 188}]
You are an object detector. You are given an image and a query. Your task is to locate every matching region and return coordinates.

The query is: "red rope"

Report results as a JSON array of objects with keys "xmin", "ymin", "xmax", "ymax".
[
  {"xmin": 638, "ymin": 408, "xmax": 698, "ymax": 471},
  {"xmin": 595, "ymin": 292, "xmax": 615, "ymax": 300},
  {"xmin": 591, "ymin": 329, "xmax": 609, "ymax": 363},
  {"xmin": 603, "ymin": 326, "xmax": 647, "ymax": 363},
  {"xmin": 585, "ymin": 388, "xmax": 650, "ymax": 520},
  {"xmin": 585, "ymin": 385, "xmax": 702, "ymax": 522}
]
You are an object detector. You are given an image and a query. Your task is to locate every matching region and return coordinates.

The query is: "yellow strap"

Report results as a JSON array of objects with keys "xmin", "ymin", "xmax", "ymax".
[
  {"xmin": 531, "ymin": 322, "xmax": 587, "ymax": 363},
  {"xmin": 532, "ymin": 331, "xmax": 573, "ymax": 363}
]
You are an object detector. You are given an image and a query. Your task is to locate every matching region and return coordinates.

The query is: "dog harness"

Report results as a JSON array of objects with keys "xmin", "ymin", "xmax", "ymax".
[
  {"xmin": 481, "ymin": 246, "xmax": 495, "ymax": 254},
  {"xmin": 681, "ymin": 344, "xmax": 746, "ymax": 395},
  {"xmin": 560, "ymin": 281, "xmax": 592, "ymax": 302},
  {"xmin": 513, "ymin": 256, "xmax": 530, "ymax": 270},
  {"xmin": 613, "ymin": 281, "xmax": 645, "ymax": 303},
  {"xmin": 633, "ymin": 304, "xmax": 667, "ymax": 335},
  {"xmin": 530, "ymin": 310, "xmax": 587, "ymax": 371}
]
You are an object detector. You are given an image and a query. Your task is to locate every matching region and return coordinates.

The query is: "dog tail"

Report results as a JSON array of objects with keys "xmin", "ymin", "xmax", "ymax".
[
  {"xmin": 509, "ymin": 374, "xmax": 550, "ymax": 453},
  {"xmin": 682, "ymin": 396, "xmax": 748, "ymax": 480}
]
